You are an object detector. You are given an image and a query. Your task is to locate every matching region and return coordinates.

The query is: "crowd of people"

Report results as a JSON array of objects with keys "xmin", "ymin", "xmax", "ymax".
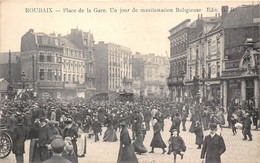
[{"xmin": 0, "ymin": 96, "xmax": 258, "ymax": 163}]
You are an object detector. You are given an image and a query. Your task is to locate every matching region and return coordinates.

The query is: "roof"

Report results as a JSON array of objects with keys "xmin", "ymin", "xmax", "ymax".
[
  {"xmin": 0, "ymin": 52, "xmax": 20, "ymax": 64},
  {"xmin": 222, "ymin": 5, "xmax": 260, "ymax": 28},
  {"xmin": 0, "ymin": 78, "xmax": 5, "ymax": 83},
  {"xmin": 60, "ymin": 38, "xmax": 81, "ymax": 50}
]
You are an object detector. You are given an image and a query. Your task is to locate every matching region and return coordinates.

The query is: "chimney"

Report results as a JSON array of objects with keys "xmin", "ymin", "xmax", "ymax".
[
  {"xmin": 198, "ymin": 14, "xmax": 200, "ymax": 20},
  {"xmin": 221, "ymin": 6, "xmax": 229, "ymax": 19},
  {"xmin": 29, "ymin": 29, "xmax": 34, "ymax": 33},
  {"xmin": 201, "ymin": 14, "xmax": 203, "ymax": 19},
  {"xmin": 218, "ymin": 13, "xmax": 220, "ymax": 17},
  {"xmin": 215, "ymin": 13, "xmax": 217, "ymax": 18}
]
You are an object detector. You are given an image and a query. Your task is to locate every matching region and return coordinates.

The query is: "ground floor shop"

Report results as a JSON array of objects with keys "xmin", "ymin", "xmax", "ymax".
[{"xmin": 222, "ymin": 77, "xmax": 259, "ymax": 109}]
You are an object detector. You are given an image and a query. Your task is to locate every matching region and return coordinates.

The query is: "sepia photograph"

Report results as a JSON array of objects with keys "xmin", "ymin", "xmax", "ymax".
[{"xmin": 0, "ymin": 0, "xmax": 259, "ymax": 163}]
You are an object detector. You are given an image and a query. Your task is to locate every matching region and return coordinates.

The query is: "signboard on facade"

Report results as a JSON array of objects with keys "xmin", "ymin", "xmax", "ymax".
[
  {"xmin": 64, "ymin": 83, "xmax": 77, "ymax": 88},
  {"xmin": 42, "ymin": 92, "xmax": 49, "ymax": 98}
]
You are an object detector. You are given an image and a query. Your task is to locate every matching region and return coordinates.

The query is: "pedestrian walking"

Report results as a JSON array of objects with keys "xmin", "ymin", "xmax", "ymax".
[
  {"xmin": 242, "ymin": 112, "xmax": 253, "ymax": 141},
  {"xmin": 149, "ymin": 117, "xmax": 167, "ymax": 154},
  {"xmin": 201, "ymin": 123, "xmax": 226, "ymax": 163},
  {"xmin": 167, "ymin": 129, "xmax": 186, "ymax": 163},
  {"xmin": 194, "ymin": 121, "xmax": 203, "ymax": 149},
  {"xmin": 12, "ymin": 116, "xmax": 29, "ymax": 163},
  {"xmin": 117, "ymin": 121, "xmax": 138, "ymax": 163}
]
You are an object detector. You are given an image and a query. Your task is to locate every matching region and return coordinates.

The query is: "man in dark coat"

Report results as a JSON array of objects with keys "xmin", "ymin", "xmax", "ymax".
[
  {"xmin": 38, "ymin": 117, "xmax": 53, "ymax": 162},
  {"xmin": 201, "ymin": 123, "xmax": 226, "ymax": 163},
  {"xmin": 117, "ymin": 121, "xmax": 138, "ymax": 163},
  {"xmin": 12, "ymin": 116, "xmax": 29, "ymax": 163},
  {"xmin": 43, "ymin": 138, "xmax": 72, "ymax": 163},
  {"xmin": 242, "ymin": 113, "xmax": 252, "ymax": 141},
  {"xmin": 144, "ymin": 109, "xmax": 151, "ymax": 131},
  {"xmin": 170, "ymin": 113, "xmax": 181, "ymax": 134}
]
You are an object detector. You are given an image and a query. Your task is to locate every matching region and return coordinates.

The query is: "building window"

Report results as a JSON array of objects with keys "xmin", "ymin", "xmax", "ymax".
[
  {"xmin": 190, "ymin": 67, "xmax": 192, "ymax": 80},
  {"xmin": 217, "ymin": 38, "xmax": 220, "ymax": 54},
  {"xmin": 202, "ymin": 65, "xmax": 205, "ymax": 78},
  {"xmin": 208, "ymin": 63, "xmax": 211, "ymax": 78},
  {"xmin": 73, "ymin": 75, "xmax": 75, "ymax": 83},
  {"xmin": 40, "ymin": 69, "xmax": 44, "ymax": 80},
  {"xmin": 201, "ymin": 44, "xmax": 205, "ymax": 58},
  {"xmin": 77, "ymin": 75, "xmax": 79, "ymax": 81},
  {"xmin": 42, "ymin": 37, "xmax": 48, "ymax": 45},
  {"xmin": 47, "ymin": 53, "xmax": 52, "ymax": 62},
  {"xmin": 217, "ymin": 62, "xmax": 220, "ymax": 77},
  {"xmin": 39, "ymin": 52, "xmax": 44, "ymax": 62},
  {"xmin": 55, "ymin": 70, "xmax": 58, "ymax": 81},
  {"xmin": 47, "ymin": 69, "xmax": 52, "ymax": 80},
  {"xmin": 190, "ymin": 48, "xmax": 192, "ymax": 60},
  {"xmin": 64, "ymin": 74, "xmax": 66, "ymax": 82},
  {"xmin": 68, "ymin": 74, "xmax": 71, "ymax": 81},
  {"xmin": 208, "ymin": 41, "xmax": 211, "ymax": 57}
]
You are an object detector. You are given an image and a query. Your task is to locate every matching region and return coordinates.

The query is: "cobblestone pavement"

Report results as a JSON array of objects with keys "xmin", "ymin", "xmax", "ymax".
[{"xmin": 2, "ymin": 117, "xmax": 260, "ymax": 163}]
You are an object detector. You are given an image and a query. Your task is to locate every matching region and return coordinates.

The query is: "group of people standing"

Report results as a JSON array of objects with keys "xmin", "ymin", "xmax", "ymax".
[{"xmin": 1, "ymin": 97, "xmax": 258, "ymax": 163}]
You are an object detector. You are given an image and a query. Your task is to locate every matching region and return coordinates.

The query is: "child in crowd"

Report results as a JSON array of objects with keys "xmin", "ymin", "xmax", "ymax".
[{"xmin": 168, "ymin": 129, "xmax": 186, "ymax": 163}]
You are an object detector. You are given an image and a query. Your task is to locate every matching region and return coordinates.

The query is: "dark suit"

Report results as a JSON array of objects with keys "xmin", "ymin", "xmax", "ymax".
[
  {"xmin": 201, "ymin": 134, "xmax": 226, "ymax": 163},
  {"xmin": 42, "ymin": 155, "xmax": 72, "ymax": 163}
]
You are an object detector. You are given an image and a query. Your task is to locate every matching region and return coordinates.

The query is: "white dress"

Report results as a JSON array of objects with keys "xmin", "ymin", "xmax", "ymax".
[{"xmin": 77, "ymin": 127, "xmax": 86, "ymax": 156}]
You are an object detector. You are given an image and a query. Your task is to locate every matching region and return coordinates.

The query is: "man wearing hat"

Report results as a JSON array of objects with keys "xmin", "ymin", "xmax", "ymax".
[
  {"xmin": 242, "ymin": 112, "xmax": 253, "ymax": 141},
  {"xmin": 201, "ymin": 123, "xmax": 226, "ymax": 163},
  {"xmin": 43, "ymin": 138, "xmax": 72, "ymax": 163},
  {"xmin": 38, "ymin": 117, "xmax": 52, "ymax": 162},
  {"xmin": 12, "ymin": 115, "xmax": 29, "ymax": 163}
]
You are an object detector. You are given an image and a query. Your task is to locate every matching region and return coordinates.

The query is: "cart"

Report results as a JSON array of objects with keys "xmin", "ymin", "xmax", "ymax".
[{"xmin": 0, "ymin": 110, "xmax": 13, "ymax": 158}]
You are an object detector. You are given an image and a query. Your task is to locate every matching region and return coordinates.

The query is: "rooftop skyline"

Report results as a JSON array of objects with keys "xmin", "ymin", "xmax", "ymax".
[{"xmin": 0, "ymin": 1, "xmax": 256, "ymax": 56}]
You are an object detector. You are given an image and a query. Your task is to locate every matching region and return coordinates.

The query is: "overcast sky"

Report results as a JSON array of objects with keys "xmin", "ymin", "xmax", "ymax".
[{"xmin": 0, "ymin": 1, "xmax": 256, "ymax": 56}]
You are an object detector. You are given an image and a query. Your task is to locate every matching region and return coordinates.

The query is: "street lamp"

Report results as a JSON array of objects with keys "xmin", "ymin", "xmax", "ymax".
[{"xmin": 22, "ymin": 72, "xmax": 25, "ymax": 89}]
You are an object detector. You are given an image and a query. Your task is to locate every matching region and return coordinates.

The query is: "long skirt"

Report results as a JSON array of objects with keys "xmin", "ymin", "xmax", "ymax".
[
  {"xmin": 77, "ymin": 134, "xmax": 86, "ymax": 156},
  {"xmin": 132, "ymin": 134, "xmax": 147, "ymax": 154},
  {"xmin": 29, "ymin": 139, "xmax": 41, "ymax": 163},
  {"xmin": 103, "ymin": 126, "xmax": 118, "ymax": 142},
  {"xmin": 117, "ymin": 144, "xmax": 138, "ymax": 163},
  {"xmin": 195, "ymin": 135, "xmax": 203, "ymax": 145},
  {"xmin": 189, "ymin": 121, "xmax": 195, "ymax": 133},
  {"xmin": 150, "ymin": 132, "xmax": 167, "ymax": 148}
]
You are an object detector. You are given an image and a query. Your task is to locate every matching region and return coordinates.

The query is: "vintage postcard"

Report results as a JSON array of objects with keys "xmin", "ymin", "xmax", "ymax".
[{"xmin": 0, "ymin": 0, "xmax": 259, "ymax": 163}]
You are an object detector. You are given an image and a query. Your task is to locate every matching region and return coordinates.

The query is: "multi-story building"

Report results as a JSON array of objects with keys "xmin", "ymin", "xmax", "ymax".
[
  {"xmin": 221, "ymin": 5, "xmax": 260, "ymax": 109},
  {"xmin": 132, "ymin": 53, "xmax": 169, "ymax": 98},
  {"xmin": 168, "ymin": 19, "xmax": 190, "ymax": 102},
  {"xmin": 64, "ymin": 29, "xmax": 96, "ymax": 96},
  {"xmin": 21, "ymin": 29, "xmax": 63, "ymax": 98},
  {"xmin": 59, "ymin": 37, "xmax": 86, "ymax": 97},
  {"xmin": 186, "ymin": 14, "xmax": 224, "ymax": 104},
  {"xmin": 94, "ymin": 42, "xmax": 132, "ymax": 93},
  {"xmin": 0, "ymin": 51, "xmax": 21, "ymax": 84}
]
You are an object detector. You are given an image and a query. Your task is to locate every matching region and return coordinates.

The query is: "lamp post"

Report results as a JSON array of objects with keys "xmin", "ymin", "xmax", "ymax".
[{"xmin": 22, "ymin": 72, "xmax": 26, "ymax": 90}]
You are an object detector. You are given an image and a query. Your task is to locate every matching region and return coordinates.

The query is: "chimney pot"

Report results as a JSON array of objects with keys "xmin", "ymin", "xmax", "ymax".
[{"xmin": 29, "ymin": 29, "xmax": 34, "ymax": 33}]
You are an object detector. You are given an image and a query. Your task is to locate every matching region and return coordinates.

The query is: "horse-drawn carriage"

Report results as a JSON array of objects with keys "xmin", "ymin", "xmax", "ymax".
[{"xmin": 0, "ymin": 110, "xmax": 13, "ymax": 158}]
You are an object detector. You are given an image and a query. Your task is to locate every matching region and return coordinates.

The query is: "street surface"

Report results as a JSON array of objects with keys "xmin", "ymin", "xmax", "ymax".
[{"xmin": 2, "ymin": 117, "xmax": 260, "ymax": 163}]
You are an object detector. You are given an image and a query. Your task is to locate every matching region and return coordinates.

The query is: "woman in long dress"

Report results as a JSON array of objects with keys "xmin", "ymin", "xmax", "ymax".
[
  {"xmin": 103, "ymin": 116, "xmax": 118, "ymax": 142},
  {"xmin": 132, "ymin": 122, "xmax": 147, "ymax": 155},
  {"xmin": 76, "ymin": 121, "xmax": 86, "ymax": 157},
  {"xmin": 149, "ymin": 117, "xmax": 166, "ymax": 154},
  {"xmin": 117, "ymin": 121, "xmax": 138, "ymax": 163}
]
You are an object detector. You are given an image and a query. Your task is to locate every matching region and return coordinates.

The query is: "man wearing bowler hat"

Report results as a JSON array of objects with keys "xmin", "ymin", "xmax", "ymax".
[
  {"xmin": 43, "ymin": 137, "xmax": 72, "ymax": 163},
  {"xmin": 201, "ymin": 123, "xmax": 226, "ymax": 163}
]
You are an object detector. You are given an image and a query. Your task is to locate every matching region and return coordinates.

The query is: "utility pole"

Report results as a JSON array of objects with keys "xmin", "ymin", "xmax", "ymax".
[
  {"xmin": 32, "ymin": 55, "xmax": 35, "ymax": 90},
  {"xmin": 8, "ymin": 50, "xmax": 11, "ymax": 84}
]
